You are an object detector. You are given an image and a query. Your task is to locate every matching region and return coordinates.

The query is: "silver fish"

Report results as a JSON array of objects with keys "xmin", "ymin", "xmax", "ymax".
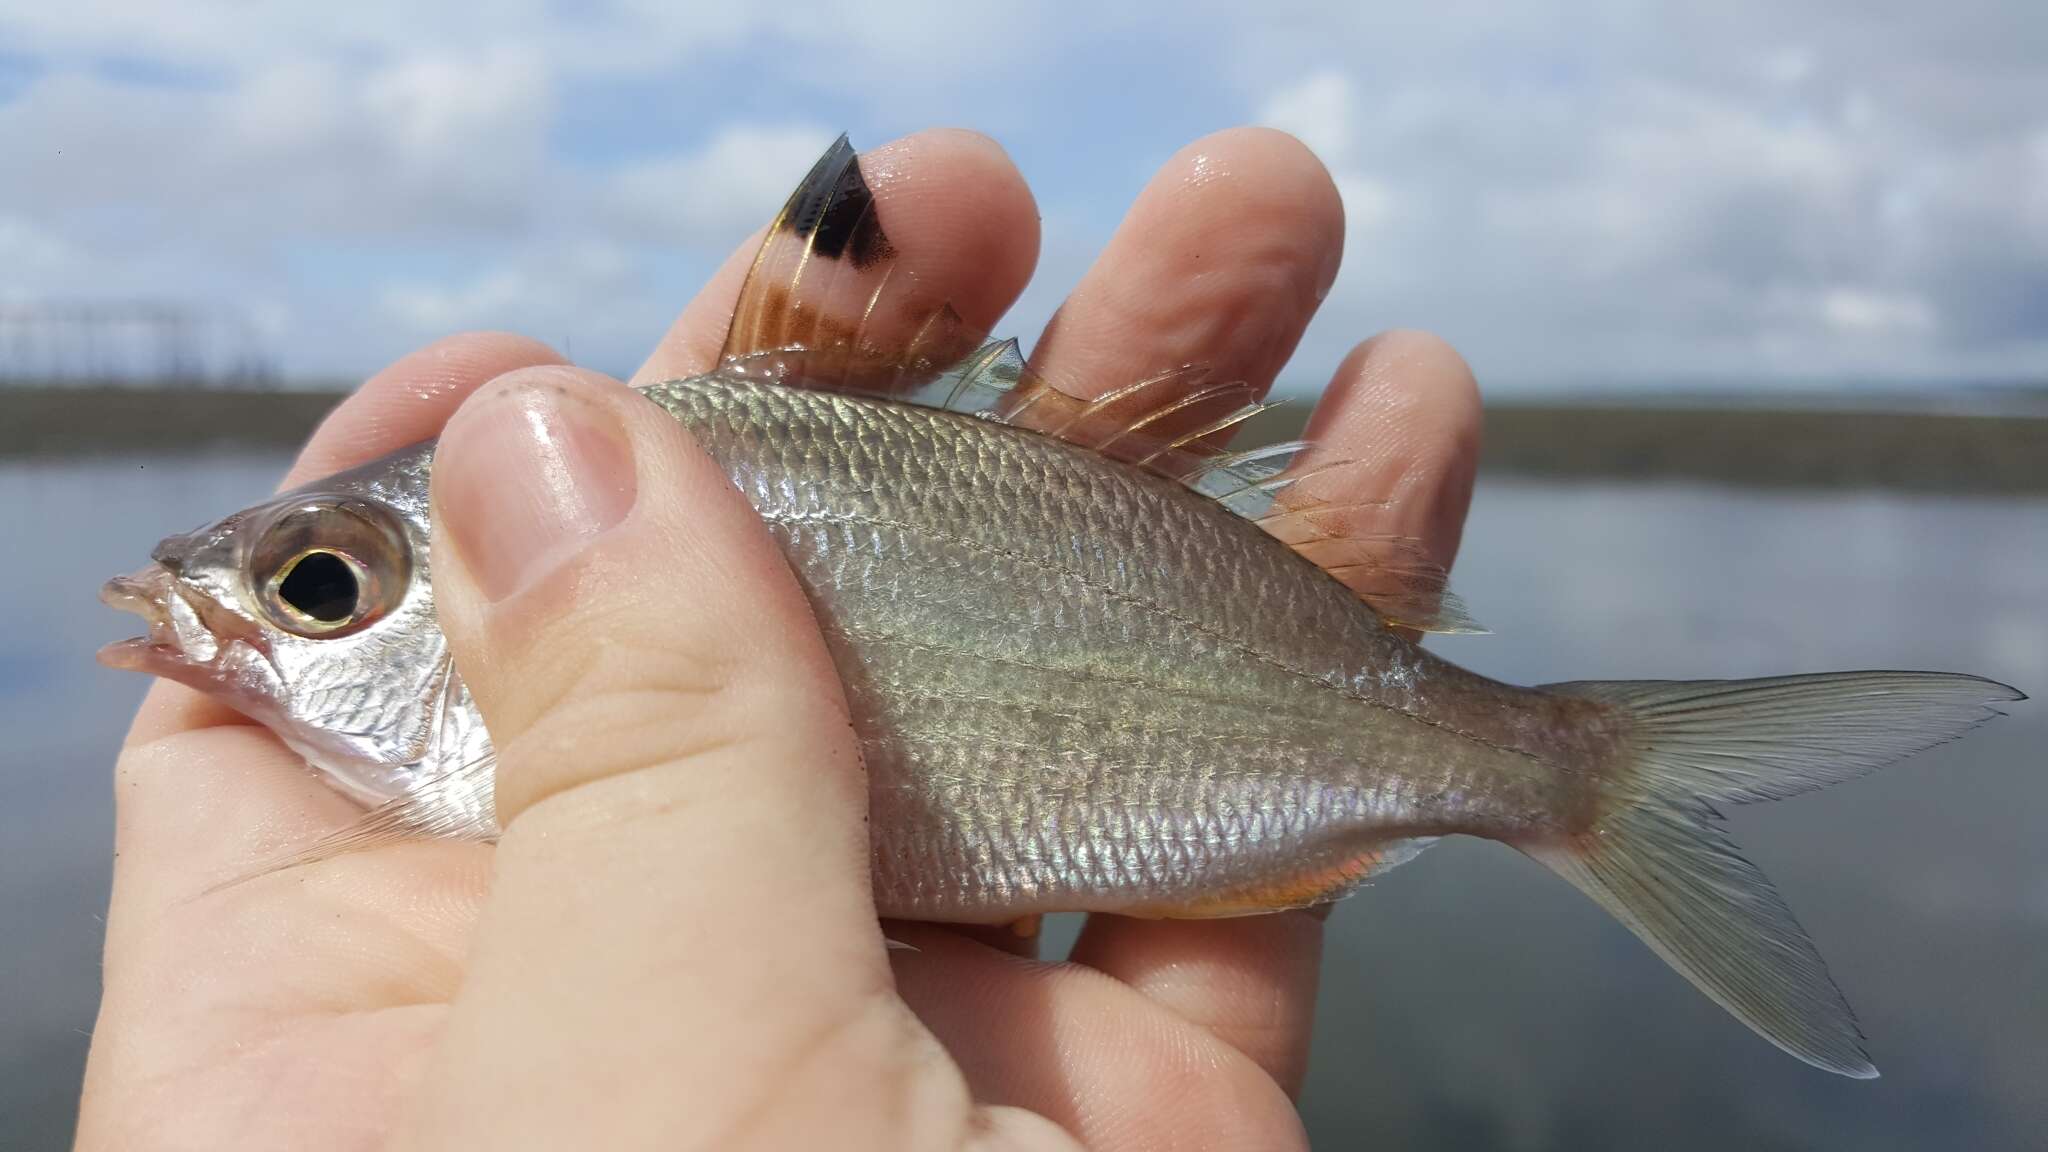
[{"xmin": 101, "ymin": 137, "xmax": 2023, "ymax": 1078}]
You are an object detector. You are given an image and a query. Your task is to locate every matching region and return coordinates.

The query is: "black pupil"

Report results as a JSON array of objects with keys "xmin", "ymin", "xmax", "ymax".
[{"xmin": 279, "ymin": 552, "xmax": 359, "ymax": 624}]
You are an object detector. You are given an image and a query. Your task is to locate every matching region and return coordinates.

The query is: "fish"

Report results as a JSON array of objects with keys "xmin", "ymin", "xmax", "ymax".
[{"xmin": 100, "ymin": 136, "xmax": 2024, "ymax": 1079}]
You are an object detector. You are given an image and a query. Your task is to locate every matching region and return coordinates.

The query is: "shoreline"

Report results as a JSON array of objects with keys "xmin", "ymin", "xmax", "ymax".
[{"xmin": 7, "ymin": 387, "xmax": 2048, "ymax": 493}]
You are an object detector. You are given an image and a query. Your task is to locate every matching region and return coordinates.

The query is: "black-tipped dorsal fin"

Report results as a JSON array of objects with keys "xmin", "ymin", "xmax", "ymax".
[{"xmin": 717, "ymin": 135, "xmax": 985, "ymax": 395}]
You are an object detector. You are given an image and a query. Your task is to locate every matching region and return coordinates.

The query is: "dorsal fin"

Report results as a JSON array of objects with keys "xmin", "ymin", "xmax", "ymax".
[
  {"xmin": 715, "ymin": 136, "xmax": 1480, "ymax": 634},
  {"xmin": 717, "ymin": 134, "xmax": 986, "ymax": 394}
]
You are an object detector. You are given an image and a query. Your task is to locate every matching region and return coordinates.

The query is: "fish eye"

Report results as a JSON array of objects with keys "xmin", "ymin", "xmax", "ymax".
[
  {"xmin": 274, "ymin": 549, "xmax": 363, "ymax": 627},
  {"xmin": 251, "ymin": 499, "xmax": 411, "ymax": 638}
]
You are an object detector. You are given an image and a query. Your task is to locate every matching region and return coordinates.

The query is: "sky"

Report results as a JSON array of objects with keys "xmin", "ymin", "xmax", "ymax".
[{"xmin": 2, "ymin": 1, "xmax": 2046, "ymax": 394}]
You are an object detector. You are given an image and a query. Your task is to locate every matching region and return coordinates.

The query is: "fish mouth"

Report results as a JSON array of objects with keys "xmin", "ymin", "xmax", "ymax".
[{"xmin": 98, "ymin": 563, "xmax": 219, "ymax": 678}]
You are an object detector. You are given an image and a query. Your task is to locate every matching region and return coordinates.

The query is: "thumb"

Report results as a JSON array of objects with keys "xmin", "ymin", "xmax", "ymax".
[{"xmin": 401, "ymin": 366, "xmax": 917, "ymax": 1148}]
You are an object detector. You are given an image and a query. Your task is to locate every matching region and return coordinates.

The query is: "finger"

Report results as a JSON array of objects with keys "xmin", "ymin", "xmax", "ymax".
[
  {"xmin": 1066, "ymin": 913, "xmax": 1324, "ymax": 1096},
  {"xmin": 405, "ymin": 366, "xmax": 934, "ymax": 1148},
  {"xmin": 1027, "ymin": 127, "xmax": 1340, "ymax": 1086},
  {"xmin": 1027, "ymin": 127, "xmax": 1343, "ymax": 404},
  {"xmin": 890, "ymin": 928, "xmax": 1310, "ymax": 1152},
  {"xmin": 1295, "ymin": 329, "xmax": 1483, "ymax": 570},
  {"xmin": 632, "ymin": 128, "xmax": 1041, "ymax": 387}
]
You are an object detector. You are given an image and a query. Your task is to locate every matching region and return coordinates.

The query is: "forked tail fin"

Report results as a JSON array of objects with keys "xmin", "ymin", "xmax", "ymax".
[{"xmin": 1522, "ymin": 672, "xmax": 2024, "ymax": 1077}]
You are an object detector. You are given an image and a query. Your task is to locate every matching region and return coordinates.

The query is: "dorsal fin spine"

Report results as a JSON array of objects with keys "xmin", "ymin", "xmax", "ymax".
[
  {"xmin": 1186, "ymin": 440, "xmax": 1313, "ymax": 484},
  {"xmin": 1045, "ymin": 372, "xmax": 1178, "ymax": 442},
  {"xmin": 1135, "ymin": 401, "xmax": 1276, "ymax": 467},
  {"xmin": 1255, "ymin": 497, "xmax": 1390, "ymax": 529},
  {"xmin": 1107, "ymin": 380, "xmax": 1255, "ymax": 451},
  {"xmin": 1091, "ymin": 368, "xmax": 1218, "ymax": 450},
  {"xmin": 939, "ymin": 340, "xmax": 1002, "ymax": 411}
]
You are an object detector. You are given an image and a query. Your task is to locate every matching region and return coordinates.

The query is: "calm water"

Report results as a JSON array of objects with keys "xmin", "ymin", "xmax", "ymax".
[{"xmin": 2, "ymin": 454, "xmax": 2043, "ymax": 1150}]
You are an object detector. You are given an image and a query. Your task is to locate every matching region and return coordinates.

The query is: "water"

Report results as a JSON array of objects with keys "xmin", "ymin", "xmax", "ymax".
[
  {"xmin": 2, "ymin": 454, "xmax": 2043, "ymax": 1150},
  {"xmin": 1, "ymin": 452, "xmax": 290, "ymax": 1149}
]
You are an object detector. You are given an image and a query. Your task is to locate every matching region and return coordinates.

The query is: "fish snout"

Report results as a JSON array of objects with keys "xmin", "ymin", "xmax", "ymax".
[
  {"xmin": 100, "ymin": 564, "xmax": 176, "ymax": 630},
  {"xmin": 97, "ymin": 563, "xmax": 217, "ymax": 672}
]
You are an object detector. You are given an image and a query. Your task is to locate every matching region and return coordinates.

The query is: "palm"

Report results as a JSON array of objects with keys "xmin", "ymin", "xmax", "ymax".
[{"xmin": 80, "ymin": 128, "xmax": 1480, "ymax": 1151}]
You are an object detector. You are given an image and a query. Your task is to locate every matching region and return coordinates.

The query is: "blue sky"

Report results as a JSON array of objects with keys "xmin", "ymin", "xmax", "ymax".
[{"xmin": 3, "ymin": 1, "xmax": 2045, "ymax": 393}]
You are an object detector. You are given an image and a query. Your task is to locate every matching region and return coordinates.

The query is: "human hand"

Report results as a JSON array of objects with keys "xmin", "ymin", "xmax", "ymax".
[{"xmin": 76, "ymin": 128, "xmax": 1479, "ymax": 1150}]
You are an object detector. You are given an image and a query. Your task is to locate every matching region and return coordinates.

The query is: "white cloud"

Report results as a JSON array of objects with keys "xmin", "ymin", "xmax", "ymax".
[
  {"xmin": 8, "ymin": 3, "xmax": 574, "ymax": 72},
  {"xmin": 1, "ymin": 51, "xmax": 552, "ymax": 238},
  {"xmin": 1253, "ymin": 71, "xmax": 1400, "ymax": 272},
  {"xmin": 1260, "ymin": 70, "xmax": 1354, "ymax": 167},
  {"xmin": 382, "ymin": 241, "xmax": 636, "ymax": 331},
  {"xmin": 374, "ymin": 238, "xmax": 664, "ymax": 373},
  {"xmin": 381, "ymin": 270, "xmax": 534, "ymax": 334},
  {"xmin": 1758, "ymin": 46, "xmax": 1817, "ymax": 89},
  {"xmin": 607, "ymin": 123, "xmax": 838, "ymax": 246},
  {"xmin": 0, "ymin": 217, "xmax": 74, "ymax": 294},
  {"xmin": 362, "ymin": 47, "xmax": 551, "ymax": 170},
  {"xmin": 1334, "ymin": 175, "xmax": 1396, "ymax": 232},
  {"xmin": 1250, "ymin": 22, "xmax": 2048, "ymax": 386},
  {"xmin": 1820, "ymin": 288, "xmax": 1936, "ymax": 336},
  {"xmin": 1, "ymin": 1, "xmax": 1100, "ymax": 88}
]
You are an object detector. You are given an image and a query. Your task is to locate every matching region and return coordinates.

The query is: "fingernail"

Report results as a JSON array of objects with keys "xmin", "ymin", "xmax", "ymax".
[{"xmin": 439, "ymin": 379, "xmax": 637, "ymax": 602}]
